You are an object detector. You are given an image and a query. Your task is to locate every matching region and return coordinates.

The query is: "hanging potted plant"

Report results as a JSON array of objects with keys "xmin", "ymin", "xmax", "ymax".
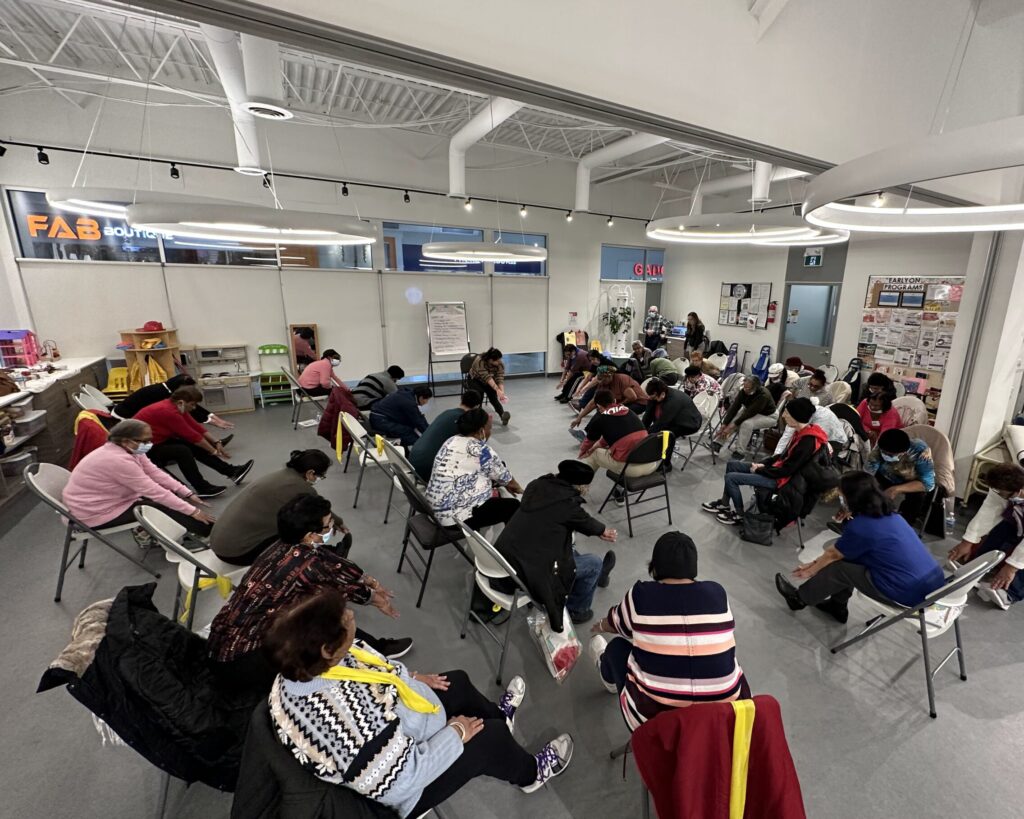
[{"xmin": 601, "ymin": 305, "xmax": 634, "ymax": 337}]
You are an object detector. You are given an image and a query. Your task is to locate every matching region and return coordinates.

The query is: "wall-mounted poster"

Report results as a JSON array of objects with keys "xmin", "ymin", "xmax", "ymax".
[
  {"xmin": 859, "ymin": 274, "xmax": 966, "ymax": 421},
  {"xmin": 718, "ymin": 281, "xmax": 773, "ymax": 328}
]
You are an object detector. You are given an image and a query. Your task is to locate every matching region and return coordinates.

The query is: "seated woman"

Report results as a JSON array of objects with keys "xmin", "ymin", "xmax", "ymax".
[
  {"xmin": 857, "ymin": 392, "xmax": 902, "ymax": 445},
  {"xmin": 589, "ymin": 531, "xmax": 749, "ymax": 731},
  {"xmin": 207, "ymin": 493, "xmax": 412, "ymax": 691},
  {"xmin": 297, "ymin": 348, "xmax": 343, "ymax": 397},
  {"xmin": 210, "ymin": 449, "xmax": 351, "ymax": 566},
  {"xmin": 425, "ymin": 409, "xmax": 522, "ymax": 529},
  {"xmin": 568, "ymin": 349, "xmax": 615, "ymax": 411},
  {"xmin": 265, "ymin": 590, "xmax": 573, "ymax": 818},
  {"xmin": 622, "ymin": 341, "xmax": 652, "ymax": 383},
  {"xmin": 775, "ymin": 471, "xmax": 945, "ymax": 623},
  {"xmin": 62, "ymin": 419, "xmax": 215, "ymax": 537}
]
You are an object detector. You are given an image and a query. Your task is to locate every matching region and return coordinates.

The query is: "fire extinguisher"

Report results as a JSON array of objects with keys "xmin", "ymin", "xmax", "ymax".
[{"xmin": 767, "ymin": 300, "xmax": 777, "ymax": 323}]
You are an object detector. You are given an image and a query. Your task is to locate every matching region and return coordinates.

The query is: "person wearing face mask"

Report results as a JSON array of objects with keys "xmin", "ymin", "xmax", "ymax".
[
  {"xmin": 643, "ymin": 304, "xmax": 670, "ymax": 352},
  {"xmin": 135, "ymin": 385, "xmax": 254, "ymax": 498},
  {"xmin": 857, "ymin": 391, "xmax": 902, "ymax": 446},
  {"xmin": 369, "ymin": 386, "xmax": 433, "ymax": 447},
  {"xmin": 208, "ymin": 493, "xmax": 414, "ymax": 693},
  {"xmin": 209, "ymin": 449, "xmax": 352, "ymax": 566},
  {"xmin": 775, "ymin": 471, "xmax": 944, "ymax": 623},
  {"xmin": 864, "ymin": 428, "xmax": 937, "ymax": 526},
  {"xmin": 298, "ymin": 348, "xmax": 344, "ymax": 397},
  {"xmin": 712, "ymin": 375, "xmax": 775, "ymax": 456},
  {"xmin": 62, "ymin": 418, "xmax": 215, "ymax": 537},
  {"xmin": 789, "ymin": 369, "xmax": 832, "ymax": 405},
  {"xmin": 680, "ymin": 365, "xmax": 722, "ymax": 400},
  {"xmin": 493, "ymin": 461, "xmax": 617, "ymax": 629}
]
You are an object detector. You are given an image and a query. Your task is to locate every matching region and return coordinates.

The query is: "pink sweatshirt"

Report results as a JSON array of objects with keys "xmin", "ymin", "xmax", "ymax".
[
  {"xmin": 63, "ymin": 442, "xmax": 196, "ymax": 527},
  {"xmin": 298, "ymin": 358, "xmax": 334, "ymax": 389}
]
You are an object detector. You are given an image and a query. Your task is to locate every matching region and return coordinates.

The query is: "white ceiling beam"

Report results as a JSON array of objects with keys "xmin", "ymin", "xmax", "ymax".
[
  {"xmin": 87, "ymin": 17, "xmax": 142, "ymax": 80},
  {"xmin": 46, "ymin": 14, "xmax": 83, "ymax": 64},
  {"xmin": 0, "ymin": 21, "xmax": 83, "ymax": 108},
  {"xmin": 150, "ymin": 33, "xmax": 180, "ymax": 79}
]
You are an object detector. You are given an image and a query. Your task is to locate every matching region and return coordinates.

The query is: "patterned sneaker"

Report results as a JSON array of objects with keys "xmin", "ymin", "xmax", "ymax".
[
  {"xmin": 701, "ymin": 499, "xmax": 727, "ymax": 514},
  {"xmin": 520, "ymin": 734, "xmax": 574, "ymax": 793},
  {"xmin": 716, "ymin": 509, "xmax": 742, "ymax": 526},
  {"xmin": 499, "ymin": 675, "xmax": 526, "ymax": 731},
  {"xmin": 131, "ymin": 527, "xmax": 155, "ymax": 549},
  {"xmin": 976, "ymin": 582, "xmax": 1011, "ymax": 611}
]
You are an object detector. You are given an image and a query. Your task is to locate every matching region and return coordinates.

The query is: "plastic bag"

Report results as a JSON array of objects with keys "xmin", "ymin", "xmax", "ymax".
[{"xmin": 526, "ymin": 608, "xmax": 581, "ymax": 683}]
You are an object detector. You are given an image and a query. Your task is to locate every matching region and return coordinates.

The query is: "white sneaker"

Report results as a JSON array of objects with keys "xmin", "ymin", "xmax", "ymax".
[
  {"xmin": 499, "ymin": 675, "xmax": 526, "ymax": 731},
  {"xmin": 588, "ymin": 635, "xmax": 616, "ymax": 694},
  {"xmin": 520, "ymin": 734, "xmax": 574, "ymax": 793},
  {"xmin": 976, "ymin": 582, "xmax": 1011, "ymax": 611}
]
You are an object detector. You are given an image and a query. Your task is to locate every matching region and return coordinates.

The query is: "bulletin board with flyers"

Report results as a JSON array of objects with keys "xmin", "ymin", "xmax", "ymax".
[
  {"xmin": 717, "ymin": 282, "xmax": 773, "ymax": 328},
  {"xmin": 856, "ymin": 275, "xmax": 964, "ymax": 417}
]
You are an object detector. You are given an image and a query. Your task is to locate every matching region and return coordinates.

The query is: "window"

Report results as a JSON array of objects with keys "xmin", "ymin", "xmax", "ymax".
[
  {"xmin": 600, "ymin": 244, "xmax": 664, "ymax": 281},
  {"xmin": 6, "ymin": 189, "xmax": 161, "ymax": 263},
  {"xmin": 383, "ymin": 222, "xmax": 484, "ymax": 273},
  {"xmin": 305, "ymin": 243, "xmax": 372, "ymax": 270},
  {"xmin": 161, "ymin": 236, "xmax": 279, "ymax": 266},
  {"xmin": 491, "ymin": 231, "xmax": 547, "ymax": 276}
]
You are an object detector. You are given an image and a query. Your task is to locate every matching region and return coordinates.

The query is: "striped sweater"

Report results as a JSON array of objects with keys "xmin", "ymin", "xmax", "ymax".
[
  {"xmin": 268, "ymin": 641, "xmax": 462, "ymax": 817},
  {"xmin": 607, "ymin": 580, "xmax": 747, "ymax": 731}
]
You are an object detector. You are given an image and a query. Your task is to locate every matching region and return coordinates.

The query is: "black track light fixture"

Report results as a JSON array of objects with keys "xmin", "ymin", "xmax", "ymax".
[
  {"xmin": 0, "ymin": 142, "xmax": 7, "ymax": 158},
  {"xmin": 36, "ymin": 146, "xmax": 49, "ymax": 165},
  {"xmin": 519, "ymin": 204, "xmax": 528, "ymax": 217},
  {"xmin": 262, "ymin": 173, "xmax": 271, "ymax": 189},
  {"xmin": 341, "ymin": 182, "xmax": 349, "ymax": 197},
  {"xmin": 169, "ymin": 163, "xmax": 180, "ymax": 180},
  {"xmin": 403, "ymin": 190, "xmax": 411, "ymax": 204},
  {"xmin": 565, "ymin": 210, "xmax": 573, "ymax": 222},
  {"xmin": 464, "ymin": 197, "xmax": 473, "ymax": 211},
  {"xmin": 606, "ymin": 215, "xmax": 614, "ymax": 227}
]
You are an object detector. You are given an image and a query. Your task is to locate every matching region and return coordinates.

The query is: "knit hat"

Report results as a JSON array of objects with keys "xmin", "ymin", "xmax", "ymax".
[
  {"xmin": 596, "ymin": 365, "xmax": 615, "ymax": 375},
  {"xmin": 649, "ymin": 532, "xmax": 698, "ymax": 580},
  {"xmin": 785, "ymin": 356, "xmax": 804, "ymax": 370},
  {"xmin": 786, "ymin": 397, "xmax": 816, "ymax": 423},
  {"xmin": 768, "ymin": 362, "xmax": 785, "ymax": 377},
  {"xmin": 557, "ymin": 460, "xmax": 595, "ymax": 485}
]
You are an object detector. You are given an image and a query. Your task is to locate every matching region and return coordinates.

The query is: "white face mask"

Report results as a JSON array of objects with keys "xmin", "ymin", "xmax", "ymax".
[
  {"xmin": 309, "ymin": 473, "xmax": 325, "ymax": 485},
  {"xmin": 320, "ymin": 527, "xmax": 334, "ymax": 544},
  {"xmin": 421, "ymin": 400, "xmax": 433, "ymax": 413},
  {"xmin": 330, "ymin": 358, "xmax": 341, "ymax": 368},
  {"xmin": 649, "ymin": 309, "xmax": 657, "ymax": 315},
  {"xmin": 133, "ymin": 441, "xmax": 153, "ymax": 455}
]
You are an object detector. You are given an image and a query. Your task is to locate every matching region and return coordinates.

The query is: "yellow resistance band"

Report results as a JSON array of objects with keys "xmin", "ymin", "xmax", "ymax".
[
  {"xmin": 729, "ymin": 699, "xmax": 756, "ymax": 819},
  {"xmin": 179, "ymin": 576, "xmax": 232, "ymax": 624},
  {"xmin": 335, "ymin": 416, "xmax": 344, "ymax": 463},
  {"xmin": 320, "ymin": 646, "xmax": 440, "ymax": 714},
  {"xmin": 661, "ymin": 430, "xmax": 671, "ymax": 460}
]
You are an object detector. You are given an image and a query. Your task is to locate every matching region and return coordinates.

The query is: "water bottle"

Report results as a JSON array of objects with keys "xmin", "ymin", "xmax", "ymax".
[{"xmin": 943, "ymin": 497, "xmax": 956, "ymax": 538}]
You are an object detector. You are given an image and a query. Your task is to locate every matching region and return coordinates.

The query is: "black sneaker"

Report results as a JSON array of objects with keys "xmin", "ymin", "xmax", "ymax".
[
  {"xmin": 716, "ymin": 510, "xmax": 742, "ymax": 526},
  {"xmin": 569, "ymin": 608, "xmax": 593, "ymax": 625},
  {"xmin": 701, "ymin": 499, "xmax": 727, "ymax": 513},
  {"xmin": 775, "ymin": 573, "xmax": 806, "ymax": 611},
  {"xmin": 814, "ymin": 598, "xmax": 849, "ymax": 624},
  {"xmin": 597, "ymin": 550, "xmax": 616, "ymax": 588},
  {"xmin": 195, "ymin": 484, "xmax": 226, "ymax": 499},
  {"xmin": 219, "ymin": 433, "xmax": 234, "ymax": 447},
  {"xmin": 376, "ymin": 637, "xmax": 414, "ymax": 659},
  {"xmin": 500, "ymin": 411, "xmax": 511, "ymax": 426},
  {"xmin": 231, "ymin": 459, "xmax": 255, "ymax": 485}
]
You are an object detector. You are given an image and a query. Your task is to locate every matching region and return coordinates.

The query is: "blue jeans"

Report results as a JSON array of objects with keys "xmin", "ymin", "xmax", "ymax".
[
  {"xmin": 566, "ymin": 550, "xmax": 602, "ymax": 616},
  {"xmin": 722, "ymin": 459, "xmax": 777, "ymax": 512},
  {"xmin": 369, "ymin": 414, "xmax": 420, "ymax": 447},
  {"xmin": 599, "ymin": 636, "xmax": 632, "ymax": 693},
  {"xmin": 976, "ymin": 519, "xmax": 1024, "ymax": 603}
]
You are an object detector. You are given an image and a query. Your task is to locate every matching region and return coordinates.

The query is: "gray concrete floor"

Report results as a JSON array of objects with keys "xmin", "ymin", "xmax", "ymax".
[{"xmin": 1, "ymin": 376, "xmax": 1020, "ymax": 819}]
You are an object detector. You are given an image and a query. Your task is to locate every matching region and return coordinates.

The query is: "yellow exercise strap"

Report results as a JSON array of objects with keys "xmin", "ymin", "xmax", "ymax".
[
  {"xmin": 335, "ymin": 416, "xmax": 344, "ymax": 463},
  {"xmin": 320, "ymin": 646, "xmax": 440, "ymax": 714},
  {"xmin": 729, "ymin": 699, "xmax": 756, "ymax": 819},
  {"xmin": 375, "ymin": 434, "xmax": 386, "ymax": 456},
  {"xmin": 179, "ymin": 576, "xmax": 233, "ymax": 624},
  {"xmin": 661, "ymin": 430, "xmax": 671, "ymax": 460}
]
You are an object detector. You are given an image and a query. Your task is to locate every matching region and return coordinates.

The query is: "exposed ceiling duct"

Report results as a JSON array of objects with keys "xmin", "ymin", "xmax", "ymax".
[
  {"xmin": 448, "ymin": 97, "xmax": 524, "ymax": 197},
  {"xmin": 239, "ymin": 33, "xmax": 291, "ymax": 121},
  {"xmin": 657, "ymin": 165, "xmax": 808, "ymax": 215},
  {"xmin": 575, "ymin": 133, "xmax": 669, "ymax": 212},
  {"xmin": 199, "ymin": 24, "xmax": 265, "ymax": 175}
]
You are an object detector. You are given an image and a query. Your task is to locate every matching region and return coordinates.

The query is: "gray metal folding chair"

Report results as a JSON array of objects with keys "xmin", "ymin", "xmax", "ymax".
[
  {"xmin": 457, "ymin": 522, "xmax": 534, "ymax": 685},
  {"xmin": 379, "ymin": 437, "xmax": 424, "ymax": 525},
  {"xmin": 24, "ymin": 462, "xmax": 160, "ymax": 602},
  {"xmin": 678, "ymin": 392, "xmax": 720, "ymax": 470},
  {"xmin": 598, "ymin": 432, "xmax": 674, "ymax": 537},
  {"xmin": 341, "ymin": 411, "xmax": 401, "ymax": 513},
  {"xmin": 281, "ymin": 367, "xmax": 327, "ymax": 429},
  {"xmin": 73, "ymin": 390, "xmax": 110, "ymax": 413},
  {"xmin": 830, "ymin": 551, "xmax": 1003, "ymax": 718}
]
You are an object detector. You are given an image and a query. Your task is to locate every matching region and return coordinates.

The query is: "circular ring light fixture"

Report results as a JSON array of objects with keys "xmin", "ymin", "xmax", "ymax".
[
  {"xmin": 46, "ymin": 187, "xmax": 235, "ymax": 219},
  {"xmin": 646, "ymin": 212, "xmax": 848, "ymax": 246},
  {"xmin": 803, "ymin": 116, "xmax": 1024, "ymax": 233},
  {"xmin": 422, "ymin": 242, "xmax": 548, "ymax": 263},
  {"xmin": 126, "ymin": 203, "xmax": 377, "ymax": 245},
  {"xmin": 239, "ymin": 100, "xmax": 294, "ymax": 121},
  {"xmin": 233, "ymin": 165, "xmax": 268, "ymax": 176}
]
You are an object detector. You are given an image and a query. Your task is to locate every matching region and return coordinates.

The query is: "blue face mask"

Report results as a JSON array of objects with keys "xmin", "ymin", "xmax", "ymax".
[
  {"xmin": 320, "ymin": 527, "xmax": 334, "ymax": 545},
  {"xmin": 134, "ymin": 442, "xmax": 153, "ymax": 455},
  {"xmin": 881, "ymin": 452, "xmax": 901, "ymax": 463}
]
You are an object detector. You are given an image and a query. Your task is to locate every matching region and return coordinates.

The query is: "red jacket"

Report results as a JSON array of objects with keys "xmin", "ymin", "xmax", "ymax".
[
  {"xmin": 317, "ymin": 384, "xmax": 361, "ymax": 450},
  {"xmin": 632, "ymin": 695, "xmax": 806, "ymax": 819},
  {"xmin": 68, "ymin": 410, "xmax": 112, "ymax": 470},
  {"xmin": 135, "ymin": 398, "xmax": 206, "ymax": 445}
]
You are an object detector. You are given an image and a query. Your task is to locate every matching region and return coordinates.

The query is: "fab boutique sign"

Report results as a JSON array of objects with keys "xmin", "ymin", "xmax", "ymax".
[{"xmin": 6, "ymin": 189, "xmax": 162, "ymax": 262}]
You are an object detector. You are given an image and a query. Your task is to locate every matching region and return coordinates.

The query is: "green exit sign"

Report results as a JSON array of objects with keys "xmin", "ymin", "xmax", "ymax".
[{"xmin": 804, "ymin": 246, "xmax": 824, "ymax": 267}]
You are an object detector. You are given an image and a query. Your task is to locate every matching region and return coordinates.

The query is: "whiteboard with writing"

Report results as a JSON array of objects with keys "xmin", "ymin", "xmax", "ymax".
[{"xmin": 426, "ymin": 301, "xmax": 470, "ymax": 356}]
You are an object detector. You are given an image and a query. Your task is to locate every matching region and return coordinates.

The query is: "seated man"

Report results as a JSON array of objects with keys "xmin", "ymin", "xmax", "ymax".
[
  {"xmin": 369, "ymin": 386, "xmax": 432, "ymax": 447},
  {"xmin": 408, "ymin": 390, "xmax": 482, "ymax": 481},
  {"xmin": 643, "ymin": 378, "xmax": 702, "ymax": 468},
  {"xmin": 297, "ymin": 349, "xmax": 343, "ymax": 397},
  {"xmin": 114, "ymin": 373, "xmax": 234, "ymax": 431},
  {"xmin": 351, "ymin": 365, "xmax": 404, "ymax": 410},
  {"xmin": 772, "ymin": 403, "xmax": 847, "ymax": 455},
  {"xmin": 865, "ymin": 429, "xmax": 936, "ymax": 525},
  {"xmin": 703, "ymin": 398, "xmax": 825, "ymax": 526},
  {"xmin": 136, "ymin": 385, "xmax": 253, "ymax": 498},
  {"xmin": 789, "ymin": 369, "xmax": 832, "ymax": 405},
  {"xmin": 713, "ymin": 374, "xmax": 776, "ymax": 457},
  {"xmin": 621, "ymin": 341, "xmax": 652, "ymax": 383},
  {"xmin": 764, "ymin": 363, "xmax": 790, "ymax": 405},
  {"xmin": 647, "ymin": 354, "xmax": 680, "ymax": 384},
  {"xmin": 570, "ymin": 366, "xmax": 647, "ymax": 433},
  {"xmin": 680, "ymin": 365, "xmax": 722, "ymax": 400},
  {"xmin": 689, "ymin": 349, "xmax": 720, "ymax": 379},
  {"xmin": 577, "ymin": 390, "xmax": 658, "ymax": 489},
  {"xmin": 784, "ymin": 356, "xmax": 811, "ymax": 381},
  {"xmin": 568, "ymin": 350, "xmax": 616, "ymax": 411},
  {"xmin": 775, "ymin": 471, "xmax": 945, "ymax": 623},
  {"xmin": 555, "ymin": 344, "xmax": 591, "ymax": 403},
  {"xmin": 494, "ymin": 460, "xmax": 617, "ymax": 626}
]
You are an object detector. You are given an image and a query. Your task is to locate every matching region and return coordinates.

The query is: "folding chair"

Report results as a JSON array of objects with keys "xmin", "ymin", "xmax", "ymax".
[
  {"xmin": 379, "ymin": 437, "xmax": 425, "ymax": 525},
  {"xmin": 24, "ymin": 463, "xmax": 160, "ymax": 602},
  {"xmin": 598, "ymin": 433, "xmax": 674, "ymax": 537},
  {"xmin": 134, "ymin": 506, "xmax": 247, "ymax": 630},
  {"xmin": 456, "ymin": 523, "xmax": 535, "ymax": 685},
  {"xmin": 281, "ymin": 367, "xmax": 327, "ymax": 429},
  {"xmin": 903, "ymin": 423, "xmax": 955, "ymax": 538},
  {"xmin": 393, "ymin": 468, "xmax": 469, "ymax": 607},
  {"xmin": 820, "ymin": 363, "xmax": 840, "ymax": 384},
  {"xmin": 81, "ymin": 383, "xmax": 114, "ymax": 409},
  {"xmin": 340, "ymin": 412, "xmax": 398, "ymax": 512},
  {"xmin": 830, "ymin": 551, "xmax": 1003, "ymax": 718},
  {"xmin": 826, "ymin": 379, "xmax": 852, "ymax": 406},
  {"xmin": 73, "ymin": 390, "xmax": 110, "ymax": 413},
  {"xmin": 678, "ymin": 392, "xmax": 720, "ymax": 470},
  {"xmin": 893, "ymin": 395, "xmax": 929, "ymax": 427}
]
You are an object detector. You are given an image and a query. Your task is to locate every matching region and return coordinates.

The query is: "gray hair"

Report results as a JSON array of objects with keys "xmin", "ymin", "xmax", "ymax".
[{"xmin": 108, "ymin": 419, "xmax": 150, "ymax": 444}]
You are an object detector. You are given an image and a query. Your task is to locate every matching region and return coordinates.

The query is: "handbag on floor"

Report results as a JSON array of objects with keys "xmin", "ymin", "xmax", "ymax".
[
  {"xmin": 740, "ymin": 499, "xmax": 775, "ymax": 546},
  {"xmin": 527, "ymin": 607, "xmax": 581, "ymax": 683}
]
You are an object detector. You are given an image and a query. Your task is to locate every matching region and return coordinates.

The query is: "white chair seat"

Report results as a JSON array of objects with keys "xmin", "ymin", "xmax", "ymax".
[
  {"xmin": 858, "ymin": 591, "xmax": 966, "ymax": 638},
  {"xmin": 474, "ymin": 570, "xmax": 534, "ymax": 611},
  {"xmin": 171, "ymin": 549, "xmax": 248, "ymax": 591}
]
